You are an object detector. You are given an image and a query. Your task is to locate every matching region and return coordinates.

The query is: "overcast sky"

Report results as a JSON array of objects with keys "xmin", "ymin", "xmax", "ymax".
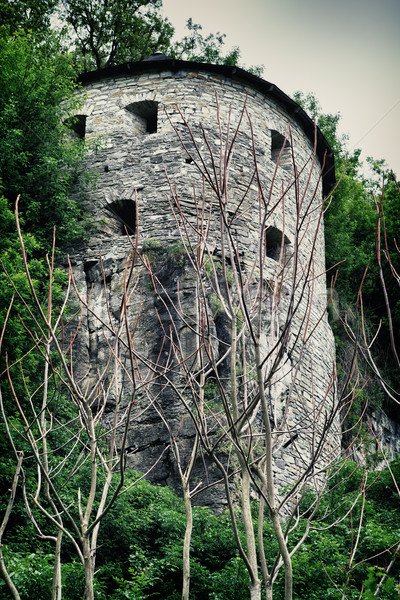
[{"xmin": 162, "ymin": 0, "xmax": 400, "ymax": 176}]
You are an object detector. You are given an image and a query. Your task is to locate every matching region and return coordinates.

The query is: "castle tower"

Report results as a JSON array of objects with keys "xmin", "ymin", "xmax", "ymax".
[{"xmin": 68, "ymin": 55, "xmax": 337, "ymax": 508}]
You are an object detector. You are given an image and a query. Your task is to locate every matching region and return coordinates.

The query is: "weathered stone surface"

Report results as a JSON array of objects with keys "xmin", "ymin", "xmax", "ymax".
[{"xmin": 66, "ymin": 59, "xmax": 341, "ymax": 509}]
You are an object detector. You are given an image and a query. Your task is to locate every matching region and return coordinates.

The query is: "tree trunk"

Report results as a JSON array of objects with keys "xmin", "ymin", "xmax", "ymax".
[
  {"xmin": 82, "ymin": 536, "xmax": 95, "ymax": 600},
  {"xmin": 0, "ymin": 453, "xmax": 23, "ymax": 600},
  {"xmin": 265, "ymin": 583, "xmax": 273, "ymax": 600},
  {"xmin": 182, "ymin": 483, "xmax": 192, "ymax": 600},
  {"xmin": 271, "ymin": 509, "xmax": 293, "ymax": 600},
  {"xmin": 239, "ymin": 458, "xmax": 262, "ymax": 600},
  {"xmin": 51, "ymin": 530, "xmax": 63, "ymax": 600},
  {"xmin": 249, "ymin": 579, "xmax": 262, "ymax": 600}
]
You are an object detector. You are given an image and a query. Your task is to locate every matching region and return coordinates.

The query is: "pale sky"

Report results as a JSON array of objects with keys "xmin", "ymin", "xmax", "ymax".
[{"xmin": 162, "ymin": 0, "xmax": 400, "ymax": 177}]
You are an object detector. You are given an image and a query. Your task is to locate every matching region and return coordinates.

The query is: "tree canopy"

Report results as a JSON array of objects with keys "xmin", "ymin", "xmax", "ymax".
[
  {"xmin": 0, "ymin": 30, "xmax": 88, "ymax": 250},
  {"xmin": 58, "ymin": 0, "xmax": 262, "ymax": 72},
  {"xmin": 59, "ymin": 0, "xmax": 174, "ymax": 70},
  {"xmin": 0, "ymin": 0, "xmax": 58, "ymax": 35}
]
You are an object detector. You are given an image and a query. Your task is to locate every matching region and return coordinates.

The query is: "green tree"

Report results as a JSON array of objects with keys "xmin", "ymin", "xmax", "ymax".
[
  {"xmin": 294, "ymin": 91, "xmax": 400, "ymax": 413},
  {"xmin": 0, "ymin": 28, "xmax": 91, "ymax": 558},
  {"xmin": 170, "ymin": 18, "xmax": 263, "ymax": 76},
  {"xmin": 59, "ymin": 0, "xmax": 174, "ymax": 70},
  {"xmin": 0, "ymin": 25, "xmax": 92, "ymax": 416},
  {"xmin": 293, "ymin": 92, "xmax": 399, "ymax": 313},
  {"xmin": 0, "ymin": 30, "xmax": 88, "ymax": 251},
  {"xmin": 58, "ymin": 2, "xmax": 263, "ymax": 74},
  {"xmin": 0, "ymin": 0, "xmax": 58, "ymax": 35}
]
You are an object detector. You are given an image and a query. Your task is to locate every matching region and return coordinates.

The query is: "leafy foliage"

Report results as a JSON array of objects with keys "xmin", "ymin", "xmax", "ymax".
[
  {"xmin": 1, "ymin": 461, "xmax": 399, "ymax": 599},
  {"xmin": 0, "ymin": 30, "xmax": 90, "ymax": 251},
  {"xmin": 295, "ymin": 92, "xmax": 400, "ymax": 418},
  {"xmin": 0, "ymin": 27, "xmax": 94, "ymax": 564},
  {"xmin": 0, "ymin": 23, "xmax": 92, "ymax": 428},
  {"xmin": 0, "ymin": 0, "xmax": 58, "ymax": 35},
  {"xmin": 57, "ymin": 2, "xmax": 263, "ymax": 74},
  {"xmin": 60, "ymin": 0, "xmax": 174, "ymax": 71},
  {"xmin": 170, "ymin": 18, "xmax": 263, "ymax": 76}
]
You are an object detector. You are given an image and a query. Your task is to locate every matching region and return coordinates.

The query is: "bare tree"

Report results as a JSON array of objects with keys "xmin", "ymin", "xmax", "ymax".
[
  {"xmin": 3, "ymin": 100, "xmax": 397, "ymax": 600},
  {"xmin": 138, "ymin": 97, "xmax": 355, "ymax": 600},
  {"xmin": 0, "ymin": 198, "xmax": 169, "ymax": 600}
]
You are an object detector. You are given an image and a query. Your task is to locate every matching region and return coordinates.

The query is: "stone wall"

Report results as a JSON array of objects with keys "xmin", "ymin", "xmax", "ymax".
[{"xmin": 66, "ymin": 58, "xmax": 338, "ymax": 508}]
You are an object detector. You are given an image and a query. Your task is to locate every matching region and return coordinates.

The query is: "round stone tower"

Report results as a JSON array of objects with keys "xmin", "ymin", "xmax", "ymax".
[{"xmin": 67, "ymin": 55, "xmax": 337, "ymax": 508}]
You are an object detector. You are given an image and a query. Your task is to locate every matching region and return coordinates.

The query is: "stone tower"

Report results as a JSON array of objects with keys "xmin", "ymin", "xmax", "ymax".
[{"xmin": 67, "ymin": 55, "xmax": 337, "ymax": 508}]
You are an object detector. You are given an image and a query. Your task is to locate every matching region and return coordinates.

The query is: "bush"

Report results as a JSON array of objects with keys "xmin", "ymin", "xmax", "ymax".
[{"xmin": 0, "ymin": 549, "xmax": 54, "ymax": 600}]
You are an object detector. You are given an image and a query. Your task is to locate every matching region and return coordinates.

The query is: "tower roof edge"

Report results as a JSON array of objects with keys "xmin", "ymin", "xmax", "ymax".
[{"xmin": 77, "ymin": 57, "xmax": 336, "ymax": 196}]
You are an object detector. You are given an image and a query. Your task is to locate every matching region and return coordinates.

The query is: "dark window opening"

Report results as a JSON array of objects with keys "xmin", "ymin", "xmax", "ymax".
[
  {"xmin": 125, "ymin": 100, "xmax": 158, "ymax": 134},
  {"xmin": 265, "ymin": 226, "xmax": 290, "ymax": 261},
  {"xmin": 146, "ymin": 110, "xmax": 158, "ymax": 133},
  {"xmin": 83, "ymin": 259, "xmax": 99, "ymax": 283},
  {"xmin": 271, "ymin": 130, "xmax": 291, "ymax": 169},
  {"xmin": 106, "ymin": 199, "xmax": 136, "ymax": 236},
  {"xmin": 64, "ymin": 114, "xmax": 86, "ymax": 140}
]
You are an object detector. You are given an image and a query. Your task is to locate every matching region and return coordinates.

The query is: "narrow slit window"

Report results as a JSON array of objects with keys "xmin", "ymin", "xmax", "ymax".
[
  {"xmin": 106, "ymin": 200, "xmax": 136, "ymax": 236},
  {"xmin": 265, "ymin": 226, "xmax": 290, "ymax": 261},
  {"xmin": 64, "ymin": 115, "xmax": 86, "ymax": 140},
  {"xmin": 125, "ymin": 100, "xmax": 158, "ymax": 134},
  {"xmin": 271, "ymin": 130, "xmax": 291, "ymax": 169}
]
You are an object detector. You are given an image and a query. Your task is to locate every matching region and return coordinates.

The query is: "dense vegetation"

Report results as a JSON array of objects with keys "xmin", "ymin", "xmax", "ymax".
[
  {"xmin": 1, "ymin": 461, "xmax": 399, "ymax": 599},
  {"xmin": 0, "ymin": 2, "xmax": 399, "ymax": 599},
  {"xmin": 294, "ymin": 93, "xmax": 400, "ymax": 416}
]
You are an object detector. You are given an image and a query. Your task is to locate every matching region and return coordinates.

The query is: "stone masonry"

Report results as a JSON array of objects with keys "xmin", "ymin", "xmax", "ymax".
[{"xmin": 66, "ymin": 55, "xmax": 338, "ymax": 509}]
